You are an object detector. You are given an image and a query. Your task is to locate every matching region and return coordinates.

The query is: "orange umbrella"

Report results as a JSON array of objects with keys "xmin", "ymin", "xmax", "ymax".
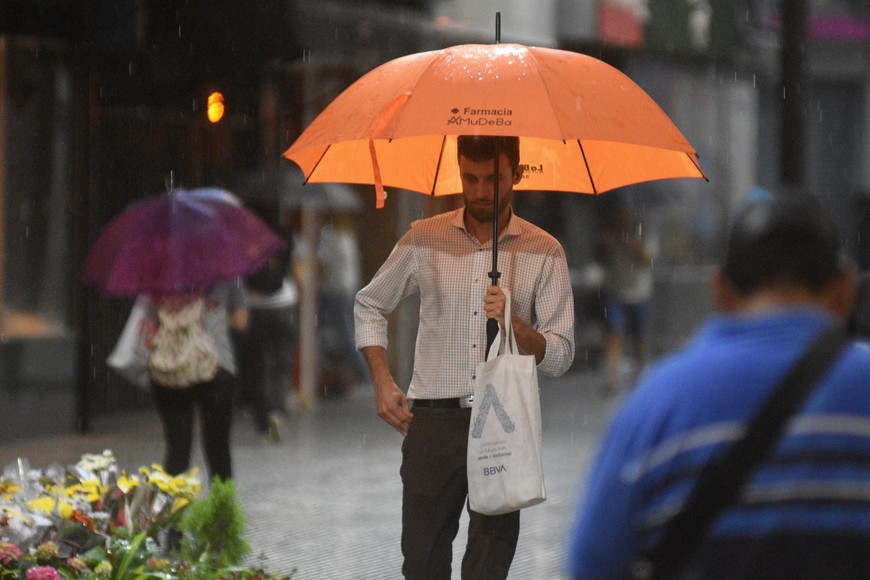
[{"xmin": 283, "ymin": 42, "xmax": 706, "ymax": 209}]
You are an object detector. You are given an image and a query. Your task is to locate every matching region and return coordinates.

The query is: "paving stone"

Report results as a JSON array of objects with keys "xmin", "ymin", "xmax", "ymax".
[{"xmin": 0, "ymin": 367, "xmax": 619, "ymax": 579}]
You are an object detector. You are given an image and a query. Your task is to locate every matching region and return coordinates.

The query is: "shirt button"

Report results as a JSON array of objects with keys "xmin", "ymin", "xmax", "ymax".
[
  {"xmin": 472, "ymin": 375, "xmax": 476, "ymax": 380},
  {"xmin": 473, "ymin": 311, "xmax": 478, "ymax": 316},
  {"xmin": 472, "ymin": 344, "xmax": 477, "ymax": 348}
]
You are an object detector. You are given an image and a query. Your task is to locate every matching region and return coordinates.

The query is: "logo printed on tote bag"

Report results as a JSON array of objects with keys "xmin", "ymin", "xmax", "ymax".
[{"xmin": 471, "ymin": 384, "xmax": 516, "ymax": 438}]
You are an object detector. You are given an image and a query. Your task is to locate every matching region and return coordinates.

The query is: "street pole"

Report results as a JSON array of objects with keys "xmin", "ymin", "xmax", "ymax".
[
  {"xmin": 780, "ymin": 0, "xmax": 808, "ymax": 189},
  {"xmin": 298, "ymin": 204, "xmax": 319, "ymax": 408}
]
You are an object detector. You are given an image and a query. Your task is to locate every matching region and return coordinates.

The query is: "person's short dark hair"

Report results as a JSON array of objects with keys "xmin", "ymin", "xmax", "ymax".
[
  {"xmin": 456, "ymin": 135, "xmax": 520, "ymax": 174},
  {"xmin": 723, "ymin": 195, "xmax": 844, "ymax": 296}
]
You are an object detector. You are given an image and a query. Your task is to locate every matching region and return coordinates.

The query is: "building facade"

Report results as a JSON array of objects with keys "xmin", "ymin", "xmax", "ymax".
[{"xmin": 1, "ymin": 0, "xmax": 868, "ymax": 437}]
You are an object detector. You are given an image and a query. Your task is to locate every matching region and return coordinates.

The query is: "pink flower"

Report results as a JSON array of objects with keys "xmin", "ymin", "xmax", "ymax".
[
  {"xmin": 25, "ymin": 566, "xmax": 62, "ymax": 580},
  {"xmin": 0, "ymin": 540, "xmax": 22, "ymax": 566}
]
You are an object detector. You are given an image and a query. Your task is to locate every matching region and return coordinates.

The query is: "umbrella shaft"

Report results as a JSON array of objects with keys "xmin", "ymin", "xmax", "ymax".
[
  {"xmin": 491, "ymin": 143, "xmax": 501, "ymax": 284},
  {"xmin": 487, "ymin": 137, "xmax": 501, "ymax": 356}
]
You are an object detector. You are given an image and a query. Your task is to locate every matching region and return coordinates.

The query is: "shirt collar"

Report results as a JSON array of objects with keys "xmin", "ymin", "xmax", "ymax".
[{"xmin": 453, "ymin": 207, "xmax": 522, "ymax": 239}]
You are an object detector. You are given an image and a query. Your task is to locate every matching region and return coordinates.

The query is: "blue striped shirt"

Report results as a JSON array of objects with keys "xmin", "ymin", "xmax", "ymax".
[{"xmin": 567, "ymin": 309, "xmax": 870, "ymax": 579}]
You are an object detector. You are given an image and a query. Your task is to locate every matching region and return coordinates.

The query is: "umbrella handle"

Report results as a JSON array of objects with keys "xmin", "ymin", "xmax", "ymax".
[{"xmin": 487, "ymin": 260, "xmax": 500, "ymax": 357}]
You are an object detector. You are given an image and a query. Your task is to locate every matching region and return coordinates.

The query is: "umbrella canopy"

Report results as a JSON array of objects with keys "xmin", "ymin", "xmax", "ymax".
[
  {"xmin": 235, "ymin": 167, "xmax": 362, "ymax": 213},
  {"xmin": 82, "ymin": 187, "xmax": 284, "ymax": 296},
  {"xmin": 283, "ymin": 43, "xmax": 706, "ymax": 209}
]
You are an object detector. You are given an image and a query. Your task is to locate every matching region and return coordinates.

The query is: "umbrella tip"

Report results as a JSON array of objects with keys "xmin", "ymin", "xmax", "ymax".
[
  {"xmin": 165, "ymin": 171, "xmax": 176, "ymax": 195},
  {"xmin": 495, "ymin": 11, "xmax": 501, "ymax": 43}
]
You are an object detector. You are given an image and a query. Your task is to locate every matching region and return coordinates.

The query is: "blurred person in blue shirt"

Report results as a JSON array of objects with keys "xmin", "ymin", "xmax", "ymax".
[{"xmin": 566, "ymin": 195, "xmax": 870, "ymax": 579}]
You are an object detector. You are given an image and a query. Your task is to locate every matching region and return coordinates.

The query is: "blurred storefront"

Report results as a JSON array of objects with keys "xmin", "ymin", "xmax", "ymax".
[
  {"xmin": 0, "ymin": 37, "xmax": 83, "ymax": 439},
  {"xmin": 1, "ymin": 0, "xmax": 869, "ymax": 437}
]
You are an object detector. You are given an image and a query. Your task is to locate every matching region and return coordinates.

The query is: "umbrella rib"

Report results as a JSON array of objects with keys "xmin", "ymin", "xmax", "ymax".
[
  {"xmin": 686, "ymin": 152, "xmax": 710, "ymax": 182},
  {"xmin": 525, "ymin": 48, "xmax": 577, "ymax": 143},
  {"xmin": 574, "ymin": 139, "xmax": 598, "ymax": 194},
  {"xmin": 305, "ymin": 144, "xmax": 334, "ymax": 184},
  {"xmin": 430, "ymin": 136, "xmax": 447, "ymax": 196},
  {"xmin": 526, "ymin": 49, "xmax": 598, "ymax": 194}
]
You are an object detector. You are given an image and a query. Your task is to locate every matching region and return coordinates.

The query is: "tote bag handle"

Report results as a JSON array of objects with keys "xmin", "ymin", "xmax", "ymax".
[{"xmin": 487, "ymin": 289, "xmax": 516, "ymax": 361}]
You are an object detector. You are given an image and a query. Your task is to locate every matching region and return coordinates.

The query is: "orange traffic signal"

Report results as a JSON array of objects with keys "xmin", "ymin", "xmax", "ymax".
[{"xmin": 207, "ymin": 91, "xmax": 224, "ymax": 123}]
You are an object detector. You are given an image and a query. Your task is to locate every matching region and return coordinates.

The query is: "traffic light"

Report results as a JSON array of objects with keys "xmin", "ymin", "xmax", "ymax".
[{"xmin": 207, "ymin": 91, "xmax": 225, "ymax": 123}]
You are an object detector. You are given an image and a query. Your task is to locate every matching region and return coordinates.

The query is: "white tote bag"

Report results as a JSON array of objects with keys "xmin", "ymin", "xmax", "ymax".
[
  {"xmin": 107, "ymin": 296, "xmax": 155, "ymax": 389},
  {"xmin": 467, "ymin": 289, "xmax": 546, "ymax": 516}
]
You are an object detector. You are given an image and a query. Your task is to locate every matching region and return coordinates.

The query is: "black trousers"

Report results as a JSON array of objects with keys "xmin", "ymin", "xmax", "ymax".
[
  {"xmin": 152, "ymin": 368, "xmax": 234, "ymax": 481},
  {"xmin": 401, "ymin": 406, "xmax": 520, "ymax": 580},
  {"xmin": 244, "ymin": 305, "xmax": 297, "ymax": 432}
]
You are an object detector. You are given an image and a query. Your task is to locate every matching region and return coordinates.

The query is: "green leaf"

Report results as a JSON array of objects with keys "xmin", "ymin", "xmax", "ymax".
[{"xmin": 113, "ymin": 530, "xmax": 148, "ymax": 580}]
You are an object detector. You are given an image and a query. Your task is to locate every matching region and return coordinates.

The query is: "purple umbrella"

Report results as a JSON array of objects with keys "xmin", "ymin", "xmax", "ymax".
[{"xmin": 83, "ymin": 187, "xmax": 284, "ymax": 296}]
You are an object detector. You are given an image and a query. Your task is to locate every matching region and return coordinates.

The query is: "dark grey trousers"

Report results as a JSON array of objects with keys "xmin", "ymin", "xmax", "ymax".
[{"xmin": 401, "ymin": 406, "xmax": 520, "ymax": 580}]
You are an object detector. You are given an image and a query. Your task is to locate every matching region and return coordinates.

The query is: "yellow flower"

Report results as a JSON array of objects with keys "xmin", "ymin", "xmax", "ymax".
[
  {"xmin": 116, "ymin": 473, "xmax": 140, "ymax": 494},
  {"xmin": 146, "ymin": 468, "xmax": 172, "ymax": 493},
  {"xmin": 170, "ymin": 497, "xmax": 190, "ymax": 514},
  {"xmin": 26, "ymin": 496, "xmax": 56, "ymax": 515},
  {"xmin": 58, "ymin": 499, "xmax": 74, "ymax": 519},
  {"xmin": 146, "ymin": 466, "xmax": 200, "ymax": 499},
  {"xmin": 172, "ymin": 470, "xmax": 202, "ymax": 499},
  {"xmin": 0, "ymin": 480, "xmax": 20, "ymax": 500},
  {"xmin": 65, "ymin": 480, "xmax": 103, "ymax": 503}
]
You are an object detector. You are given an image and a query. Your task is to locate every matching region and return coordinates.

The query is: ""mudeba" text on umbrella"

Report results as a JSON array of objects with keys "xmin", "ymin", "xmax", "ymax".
[{"xmin": 448, "ymin": 116, "xmax": 513, "ymax": 126}]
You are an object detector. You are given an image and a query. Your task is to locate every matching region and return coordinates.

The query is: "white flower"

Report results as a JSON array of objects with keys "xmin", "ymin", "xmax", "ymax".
[{"xmin": 75, "ymin": 450, "xmax": 115, "ymax": 473}]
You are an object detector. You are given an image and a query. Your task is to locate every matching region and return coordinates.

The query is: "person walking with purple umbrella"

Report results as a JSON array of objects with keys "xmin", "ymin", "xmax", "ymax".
[
  {"xmin": 143, "ymin": 282, "xmax": 248, "ymax": 481},
  {"xmin": 87, "ymin": 188, "xmax": 279, "ymax": 480}
]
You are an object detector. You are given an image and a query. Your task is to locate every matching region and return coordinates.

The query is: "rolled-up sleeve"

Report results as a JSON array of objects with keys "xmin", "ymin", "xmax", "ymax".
[
  {"xmin": 535, "ymin": 244, "xmax": 575, "ymax": 377},
  {"xmin": 354, "ymin": 234, "xmax": 419, "ymax": 351}
]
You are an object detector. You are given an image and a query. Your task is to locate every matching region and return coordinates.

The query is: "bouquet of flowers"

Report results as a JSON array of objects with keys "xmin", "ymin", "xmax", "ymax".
[
  {"xmin": 1, "ymin": 450, "xmax": 199, "ymax": 549},
  {"xmin": 0, "ymin": 451, "xmax": 291, "ymax": 579}
]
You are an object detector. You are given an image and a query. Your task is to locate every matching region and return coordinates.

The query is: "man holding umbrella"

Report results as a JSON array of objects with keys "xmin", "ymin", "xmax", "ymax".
[{"xmin": 355, "ymin": 135, "xmax": 575, "ymax": 578}]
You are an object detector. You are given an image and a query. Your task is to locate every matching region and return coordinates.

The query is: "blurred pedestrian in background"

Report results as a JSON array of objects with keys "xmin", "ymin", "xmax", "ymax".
[
  {"xmin": 146, "ymin": 281, "xmax": 248, "ymax": 481},
  {"xmin": 240, "ymin": 239, "xmax": 298, "ymax": 443},
  {"xmin": 597, "ymin": 203, "xmax": 656, "ymax": 393},
  {"xmin": 317, "ymin": 213, "xmax": 367, "ymax": 395},
  {"xmin": 566, "ymin": 195, "xmax": 868, "ymax": 579}
]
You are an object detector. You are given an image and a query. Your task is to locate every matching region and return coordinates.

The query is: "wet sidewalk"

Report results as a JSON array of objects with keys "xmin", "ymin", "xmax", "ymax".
[{"xmin": 0, "ymin": 366, "xmax": 618, "ymax": 579}]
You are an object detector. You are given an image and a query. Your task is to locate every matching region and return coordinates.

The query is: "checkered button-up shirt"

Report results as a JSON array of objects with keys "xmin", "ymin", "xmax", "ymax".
[{"xmin": 355, "ymin": 208, "xmax": 574, "ymax": 399}]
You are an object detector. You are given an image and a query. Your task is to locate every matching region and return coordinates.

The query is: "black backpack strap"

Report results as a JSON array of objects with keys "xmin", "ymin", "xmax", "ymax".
[{"xmin": 636, "ymin": 324, "xmax": 849, "ymax": 580}]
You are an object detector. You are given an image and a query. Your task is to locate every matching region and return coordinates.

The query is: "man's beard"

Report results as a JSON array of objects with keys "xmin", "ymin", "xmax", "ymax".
[
  {"xmin": 466, "ymin": 201, "xmax": 495, "ymax": 223},
  {"xmin": 465, "ymin": 194, "xmax": 510, "ymax": 224}
]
